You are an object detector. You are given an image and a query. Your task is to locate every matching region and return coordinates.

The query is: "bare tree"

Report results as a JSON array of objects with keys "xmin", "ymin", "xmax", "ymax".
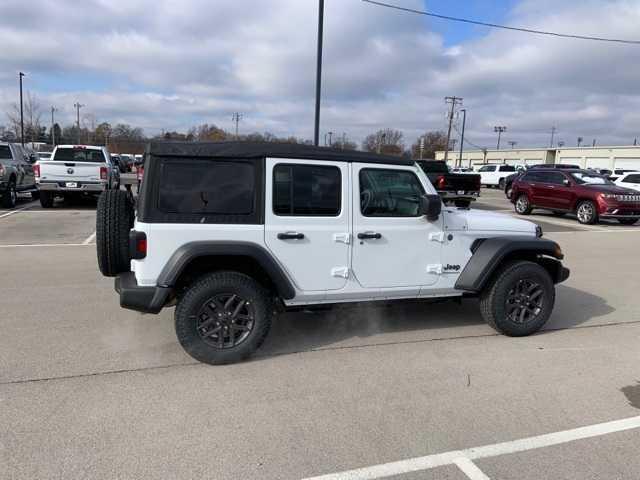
[
  {"xmin": 6, "ymin": 92, "xmax": 43, "ymax": 144},
  {"xmin": 410, "ymin": 130, "xmax": 448, "ymax": 159},
  {"xmin": 362, "ymin": 128, "xmax": 404, "ymax": 156}
]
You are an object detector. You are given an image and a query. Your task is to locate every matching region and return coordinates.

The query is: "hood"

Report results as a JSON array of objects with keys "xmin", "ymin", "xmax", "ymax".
[
  {"xmin": 582, "ymin": 184, "xmax": 637, "ymax": 194},
  {"xmin": 444, "ymin": 208, "xmax": 537, "ymax": 235}
]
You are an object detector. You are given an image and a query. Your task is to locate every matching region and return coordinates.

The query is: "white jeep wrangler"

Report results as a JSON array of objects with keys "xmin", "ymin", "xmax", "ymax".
[{"xmin": 96, "ymin": 142, "xmax": 569, "ymax": 365}]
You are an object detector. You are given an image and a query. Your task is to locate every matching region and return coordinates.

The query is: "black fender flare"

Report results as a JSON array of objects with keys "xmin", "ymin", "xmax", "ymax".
[
  {"xmin": 455, "ymin": 236, "xmax": 567, "ymax": 292},
  {"xmin": 157, "ymin": 241, "xmax": 296, "ymax": 300}
]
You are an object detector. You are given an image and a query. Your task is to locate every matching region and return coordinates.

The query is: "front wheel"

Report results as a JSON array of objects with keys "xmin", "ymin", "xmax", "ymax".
[
  {"xmin": 515, "ymin": 193, "xmax": 532, "ymax": 215},
  {"xmin": 576, "ymin": 200, "xmax": 598, "ymax": 224},
  {"xmin": 175, "ymin": 272, "xmax": 273, "ymax": 365},
  {"xmin": 480, "ymin": 261, "xmax": 555, "ymax": 336},
  {"xmin": 618, "ymin": 218, "xmax": 638, "ymax": 225}
]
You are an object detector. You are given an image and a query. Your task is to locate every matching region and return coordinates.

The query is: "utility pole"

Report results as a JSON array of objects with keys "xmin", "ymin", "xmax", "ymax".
[
  {"xmin": 74, "ymin": 103, "xmax": 84, "ymax": 144},
  {"xmin": 19, "ymin": 72, "xmax": 25, "ymax": 146},
  {"xmin": 508, "ymin": 141, "xmax": 517, "ymax": 149},
  {"xmin": 419, "ymin": 136, "xmax": 425, "ymax": 160},
  {"xmin": 458, "ymin": 109, "xmax": 466, "ymax": 168},
  {"xmin": 577, "ymin": 136, "xmax": 583, "ymax": 147},
  {"xmin": 557, "ymin": 141, "xmax": 565, "ymax": 148},
  {"xmin": 313, "ymin": 0, "xmax": 324, "ymax": 146},
  {"xmin": 341, "ymin": 132, "xmax": 346, "ymax": 149},
  {"xmin": 444, "ymin": 96, "xmax": 463, "ymax": 163},
  {"xmin": 592, "ymin": 138, "xmax": 596, "ymax": 147},
  {"xmin": 50, "ymin": 106, "xmax": 57, "ymax": 146},
  {"xmin": 232, "ymin": 112, "xmax": 243, "ymax": 139},
  {"xmin": 327, "ymin": 131, "xmax": 333, "ymax": 146},
  {"xmin": 494, "ymin": 126, "xmax": 507, "ymax": 150},
  {"xmin": 449, "ymin": 139, "xmax": 457, "ymax": 153},
  {"xmin": 549, "ymin": 126, "xmax": 557, "ymax": 147}
]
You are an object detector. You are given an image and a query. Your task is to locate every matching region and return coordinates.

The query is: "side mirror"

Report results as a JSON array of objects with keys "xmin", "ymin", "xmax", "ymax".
[
  {"xmin": 420, "ymin": 194, "xmax": 442, "ymax": 221},
  {"xmin": 563, "ymin": 179, "xmax": 570, "ymax": 186}
]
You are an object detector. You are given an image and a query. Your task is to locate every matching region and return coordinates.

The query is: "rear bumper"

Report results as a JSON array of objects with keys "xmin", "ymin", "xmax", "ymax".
[
  {"xmin": 438, "ymin": 191, "xmax": 480, "ymax": 200},
  {"xmin": 37, "ymin": 181, "xmax": 107, "ymax": 192},
  {"xmin": 115, "ymin": 272, "xmax": 171, "ymax": 314}
]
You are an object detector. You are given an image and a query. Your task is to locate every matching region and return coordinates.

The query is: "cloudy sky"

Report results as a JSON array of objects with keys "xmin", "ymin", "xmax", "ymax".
[{"xmin": 1, "ymin": 0, "xmax": 640, "ymax": 149}]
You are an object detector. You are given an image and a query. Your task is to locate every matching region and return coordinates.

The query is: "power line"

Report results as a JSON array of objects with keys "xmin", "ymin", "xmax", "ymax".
[
  {"xmin": 452, "ymin": 123, "xmax": 486, "ymax": 150},
  {"xmin": 362, "ymin": 0, "xmax": 640, "ymax": 45}
]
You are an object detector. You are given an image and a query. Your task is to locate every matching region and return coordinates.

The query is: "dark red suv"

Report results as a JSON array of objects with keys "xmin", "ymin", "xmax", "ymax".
[{"xmin": 511, "ymin": 169, "xmax": 640, "ymax": 225}]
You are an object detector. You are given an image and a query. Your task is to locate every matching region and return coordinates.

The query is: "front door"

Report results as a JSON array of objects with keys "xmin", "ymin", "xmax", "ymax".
[
  {"xmin": 351, "ymin": 164, "xmax": 443, "ymax": 293},
  {"xmin": 264, "ymin": 158, "xmax": 350, "ymax": 292}
]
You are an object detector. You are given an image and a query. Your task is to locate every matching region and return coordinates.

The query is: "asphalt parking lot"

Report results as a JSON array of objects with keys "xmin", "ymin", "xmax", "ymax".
[{"xmin": 1, "ymin": 187, "xmax": 640, "ymax": 479}]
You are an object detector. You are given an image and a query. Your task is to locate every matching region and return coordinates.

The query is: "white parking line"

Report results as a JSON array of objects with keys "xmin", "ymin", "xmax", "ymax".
[
  {"xmin": 0, "ymin": 243, "xmax": 94, "ymax": 248},
  {"xmin": 453, "ymin": 458, "xmax": 491, "ymax": 480},
  {"xmin": 82, "ymin": 231, "xmax": 96, "ymax": 245},
  {"xmin": 0, "ymin": 205, "xmax": 32, "ymax": 219},
  {"xmin": 301, "ymin": 415, "xmax": 640, "ymax": 480}
]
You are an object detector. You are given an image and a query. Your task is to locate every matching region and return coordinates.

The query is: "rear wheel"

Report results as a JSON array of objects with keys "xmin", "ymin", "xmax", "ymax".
[
  {"xmin": 498, "ymin": 178, "xmax": 506, "ymax": 190},
  {"xmin": 175, "ymin": 272, "xmax": 273, "ymax": 365},
  {"xmin": 96, "ymin": 190, "xmax": 134, "ymax": 277},
  {"xmin": 2, "ymin": 180, "xmax": 16, "ymax": 208},
  {"xmin": 480, "ymin": 261, "xmax": 554, "ymax": 336},
  {"xmin": 39, "ymin": 191, "xmax": 54, "ymax": 208},
  {"xmin": 618, "ymin": 218, "xmax": 638, "ymax": 225},
  {"xmin": 515, "ymin": 193, "xmax": 532, "ymax": 215},
  {"xmin": 576, "ymin": 200, "xmax": 598, "ymax": 224}
]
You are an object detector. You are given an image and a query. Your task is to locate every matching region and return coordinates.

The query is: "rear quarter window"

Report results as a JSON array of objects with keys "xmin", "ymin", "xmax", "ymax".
[
  {"xmin": 158, "ymin": 159, "xmax": 255, "ymax": 215},
  {"xmin": 0, "ymin": 145, "xmax": 11, "ymax": 160}
]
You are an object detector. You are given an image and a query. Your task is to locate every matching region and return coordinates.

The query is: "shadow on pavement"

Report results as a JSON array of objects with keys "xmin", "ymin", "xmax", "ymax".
[{"xmin": 260, "ymin": 285, "xmax": 614, "ymax": 357}]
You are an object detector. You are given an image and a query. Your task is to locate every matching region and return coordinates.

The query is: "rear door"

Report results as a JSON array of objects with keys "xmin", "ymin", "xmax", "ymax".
[
  {"xmin": 264, "ymin": 158, "xmax": 350, "ymax": 293},
  {"xmin": 351, "ymin": 164, "xmax": 443, "ymax": 293}
]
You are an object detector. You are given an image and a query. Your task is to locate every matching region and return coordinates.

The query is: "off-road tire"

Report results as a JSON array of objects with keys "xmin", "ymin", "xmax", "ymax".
[
  {"xmin": 576, "ymin": 200, "xmax": 598, "ymax": 225},
  {"xmin": 618, "ymin": 218, "xmax": 638, "ymax": 225},
  {"xmin": 480, "ymin": 260, "xmax": 554, "ymax": 336},
  {"xmin": 39, "ymin": 191, "xmax": 54, "ymax": 208},
  {"xmin": 175, "ymin": 272, "xmax": 273, "ymax": 365},
  {"xmin": 2, "ymin": 180, "xmax": 16, "ymax": 208},
  {"xmin": 515, "ymin": 193, "xmax": 532, "ymax": 215},
  {"xmin": 96, "ymin": 189, "xmax": 134, "ymax": 277}
]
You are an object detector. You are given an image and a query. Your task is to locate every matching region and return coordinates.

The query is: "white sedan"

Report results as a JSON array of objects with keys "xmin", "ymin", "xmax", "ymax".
[{"xmin": 615, "ymin": 172, "xmax": 640, "ymax": 192}]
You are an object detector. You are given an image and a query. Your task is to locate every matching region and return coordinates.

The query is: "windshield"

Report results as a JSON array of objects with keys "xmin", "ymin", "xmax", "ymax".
[
  {"xmin": 53, "ymin": 148, "xmax": 106, "ymax": 163},
  {"xmin": 571, "ymin": 172, "xmax": 613, "ymax": 185}
]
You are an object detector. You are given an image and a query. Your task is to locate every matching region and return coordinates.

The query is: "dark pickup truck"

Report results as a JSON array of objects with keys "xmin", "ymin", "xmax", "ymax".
[{"xmin": 416, "ymin": 160, "xmax": 481, "ymax": 208}]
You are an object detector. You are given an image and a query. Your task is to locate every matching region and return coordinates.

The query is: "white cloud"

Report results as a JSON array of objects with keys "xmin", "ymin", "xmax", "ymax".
[{"xmin": 1, "ymin": 0, "xmax": 640, "ymax": 147}]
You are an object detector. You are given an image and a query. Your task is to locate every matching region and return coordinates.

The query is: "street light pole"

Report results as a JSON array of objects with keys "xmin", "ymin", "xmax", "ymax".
[
  {"xmin": 494, "ymin": 126, "xmax": 506, "ymax": 150},
  {"xmin": 74, "ymin": 103, "xmax": 84, "ymax": 144},
  {"xmin": 19, "ymin": 72, "xmax": 25, "ymax": 146},
  {"xmin": 313, "ymin": 0, "xmax": 324, "ymax": 146},
  {"xmin": 51, "ymin": 106, "xmax": 57, "ymax": 146},
  {"xmin": 458, "ymin": 109, "xmax": 466, "ymax": 168}
]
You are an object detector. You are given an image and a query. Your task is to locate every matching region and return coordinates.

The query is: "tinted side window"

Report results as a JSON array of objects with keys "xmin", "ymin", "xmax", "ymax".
[
  {"xmin": 500, "ymin": 165, "xmax": 516, "ymax": 172},
  {"xmin": 522, "ymin": 172, "xmax": 541, "ymax": 182},
  {"xmin": 623, "ymin": 174, "xmax": 640, "ymax": 183},
  {"xmin": 0, "ymin": 145, "xmax": 11, "ymax": 160},
  {"xmin": 158, "ymin": 159, "xmax": 255, "ymax": 215},
  {"xmin": 547, "ymin": 172, "xmax": 566, "ymax": 185},
  {"xmin": 479, "ymin": 165, "xmax": 496, "ymax": 172},
  {"xmin": 360, "ymin": 168, "xmax": 425, "ymax": 217},
  {"xmin": 273, "ymin": 164, "xmax": 341, "ymax": 216}
]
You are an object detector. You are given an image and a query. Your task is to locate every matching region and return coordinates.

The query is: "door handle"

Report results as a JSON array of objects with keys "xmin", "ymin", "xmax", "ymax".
[
  {"xmin": 277, "ymin": 232, "xmax": 304, "ymax": 240},
  {"xmin": 357, "ymin": 231, "xmax": 382, "ymax": 240}
]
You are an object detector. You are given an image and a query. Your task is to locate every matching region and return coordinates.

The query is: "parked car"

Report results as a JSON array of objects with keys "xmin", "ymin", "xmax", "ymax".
[
  {"xmin": 511, "ymin": 168, "xmax": 640, "ymax": 225},
  {"xmin": 477, "ymin": 164, "xmax": 517, "ymax": 188},
  {"xmin": 35, "ymin": 144, "xmax": 120, "ymax": 208},
  {"xmin": 96, "ymin": 141, "xmax": 569, "ymax": 365},
  {"xmin": 111, "ymin": 154, "xmax": 127, "ymax": 173},
  {"xmin": 609, "ymin": 169, "xmax": 638, "ymax": 182},
  {"xmin": 614, "ymin": 172, "xmax": 640, "ymax": 192},
  {"xmin": 0, "ymin": 142, "xmax": 39, "ymax": 208},
  {"xmin": 416, "ymin": 160, "xmax": 481, "ymax": 208},
  {"xmin": 504, "ymin": 163, "xmax": 582, "ymax": 199}
]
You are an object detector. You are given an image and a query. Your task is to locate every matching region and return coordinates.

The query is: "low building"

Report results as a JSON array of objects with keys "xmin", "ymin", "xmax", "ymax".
[{"xmin": 435, "ymin": 146, "xmax": 640, "ymax": 171}]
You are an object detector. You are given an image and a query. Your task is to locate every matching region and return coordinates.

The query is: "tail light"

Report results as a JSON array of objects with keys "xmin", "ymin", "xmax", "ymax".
[
  {"xmin": 129, "ymin": 231, "xmax": 147, "ymax": 260},
  {"xmin": 100, "ymin": 166, "xmax": 108, "ymax": 180},
  {"xmin": 436, "ymin": 175, "xmax": 446, "ymax": 190},
  {"xmin": 33, "ymin": 164, "xmax": 40, "ymax": 178}
]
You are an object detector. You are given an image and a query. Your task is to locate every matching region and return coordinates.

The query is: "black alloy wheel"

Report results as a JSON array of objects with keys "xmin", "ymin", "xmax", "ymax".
[
  {"xmin": 195, "ymin": 293, "xmax": 255, "ymax": 349},
  {"xmin": 505, "ymin": 279, "xmax": 544, "ymax": 325}
]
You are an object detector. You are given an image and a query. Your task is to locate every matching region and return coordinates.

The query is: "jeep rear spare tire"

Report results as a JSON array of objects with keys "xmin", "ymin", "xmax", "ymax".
[
  {"xmin": 96, "ymin": 189, "xmax": 134, "ymax": 277},
  {"xmin": 175, "ymin": 272, "xmax": 272, "ymax": 365},
  {"xmin": 479, "ymin": 260, "xmax": 554, "ymax": 336}
]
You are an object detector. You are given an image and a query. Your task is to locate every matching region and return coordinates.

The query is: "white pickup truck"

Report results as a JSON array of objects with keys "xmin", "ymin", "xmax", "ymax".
[{"xmin": 35, "ymin": 145, "xmax": 120, "ymax": 208}]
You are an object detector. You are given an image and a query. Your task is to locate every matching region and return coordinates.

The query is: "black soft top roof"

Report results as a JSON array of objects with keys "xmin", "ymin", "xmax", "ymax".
[{"xmin": 146, "ymin": 141, "xmax": 414, "ymax": 166}]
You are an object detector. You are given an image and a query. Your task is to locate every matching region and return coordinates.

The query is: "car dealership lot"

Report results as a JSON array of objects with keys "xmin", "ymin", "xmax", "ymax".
[{"xmin": 1, "ymin": 192, "xmax": 640, "ymax": 479}]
